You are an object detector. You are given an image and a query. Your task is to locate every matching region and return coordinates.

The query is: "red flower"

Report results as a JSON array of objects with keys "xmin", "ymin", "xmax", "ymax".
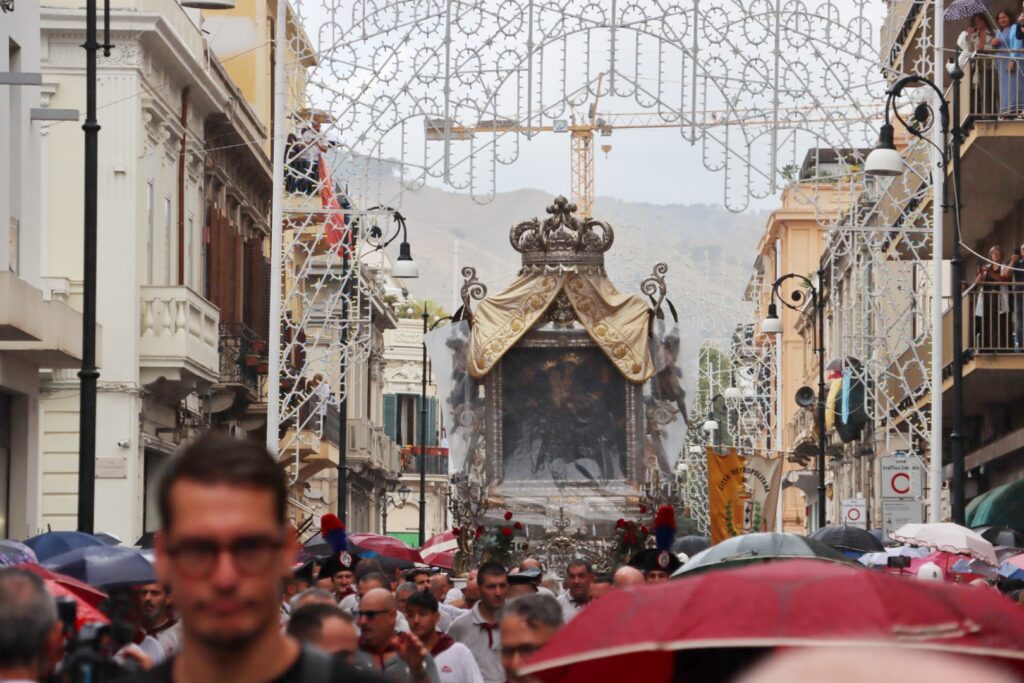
[
  {"xmin": 501, "ymin": 527, "xmax": 513, "ymax": 537},
  {"xmin": 623, "ymin": 531, "xmax": 636, "ymax": 545},
  {"xmin": 504, "ymin": 511, "xmax": 513, "ymax": 520},
  {"xmin": 475, "ymin": 529, "xmax": 482, "ymax": 538},
  {"xmin": 615, "ymin": 519, "xmax": 627, "ymax": 529},
  {"xmin": 640, "ymin": 525, "xmax": 649, "ymax": 535},
  {"xmin": 639, "ymin": 504, "xmax": 647, "ymax": 514},
  {"xmin": 513, "ymin": 521, "xmax": 523, "ymax": 530},
  {"xmin": 452, "ymin": 527, "xmax": 461, "ymax": 535}
]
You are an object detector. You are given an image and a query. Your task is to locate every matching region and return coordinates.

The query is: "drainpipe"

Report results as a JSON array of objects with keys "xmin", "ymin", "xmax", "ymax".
[{"xmin": 178, "ymin": 87, "xmax": 189, "ymax": 286}]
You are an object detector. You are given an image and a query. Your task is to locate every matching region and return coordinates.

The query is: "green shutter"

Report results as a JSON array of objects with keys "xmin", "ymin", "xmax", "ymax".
[
  {"xmin": 427, "ymin": 397, "xmax": 438, "ymax": 446},
  {"xmin": 383, "ymin": 394, "xmax": 397, "ymax": 441}
]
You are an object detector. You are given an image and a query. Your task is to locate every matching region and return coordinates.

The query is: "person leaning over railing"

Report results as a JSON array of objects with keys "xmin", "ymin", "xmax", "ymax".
[
  {"xmin": 959, "ymin": 13, "xmax": 998, "ymax": 117},
  {"xmin": 992, "ymin": 9, "xmax": 1024, "ymax": 116}
]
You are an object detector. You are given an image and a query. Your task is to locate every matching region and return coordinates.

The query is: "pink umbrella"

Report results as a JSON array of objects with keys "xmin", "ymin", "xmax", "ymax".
[
  {"xmin": 419, "ymin": 530, "xmax": 458, "ymax": 570},
  {"xmin": 348, "ymin": 533, "xmax": 424, "ymax": 564}
]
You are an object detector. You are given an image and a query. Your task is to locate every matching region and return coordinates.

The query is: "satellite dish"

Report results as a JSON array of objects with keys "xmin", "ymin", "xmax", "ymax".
[{"xmin": 795, "ymin": 386, "xmax": 816, "ymax": 407}]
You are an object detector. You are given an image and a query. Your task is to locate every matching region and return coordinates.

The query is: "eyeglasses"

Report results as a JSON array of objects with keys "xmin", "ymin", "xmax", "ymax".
[
  {"xmin": 165, "ymin": 535, "xmax": 284, "ymax": 578},
  {"xmin": 501, "ymin": 643, "xmax": 541, "ymax": 659},
  {"xmin": 355, "ymin": 608, "xmax": 394, "ymax": 621}
]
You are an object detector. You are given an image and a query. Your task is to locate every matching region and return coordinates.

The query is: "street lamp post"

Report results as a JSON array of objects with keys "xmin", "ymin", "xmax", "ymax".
[
  {"xmin": 379, "ymin": 484, "xmax": 411, "ymax": 535},
  {"xmin": 762, "ymin": 270, "xmax": 828, "ymax": 529},
  {"xmin": 865, "ymin": 61, "xmax": 966, "ymax": 524},
  {"xmin": 418, "ymin": 311, "xmax": 453, "ymax": 546}
]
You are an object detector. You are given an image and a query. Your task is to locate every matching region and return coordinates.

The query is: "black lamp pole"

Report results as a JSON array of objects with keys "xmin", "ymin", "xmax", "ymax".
[
  {"xmin": 77, "ymin": 0, "xmax": 111, "ymax": 533},
  {"xmin": 872, "ymin": 63, "xmax": 965, "ymax": 523},
  {"xmin": 419, "ymin": 308, "xmax": 428, "ymax": 546},
  {"xmin": 767, "ymin": 270, "xmax": 827, "ymax": 529}
]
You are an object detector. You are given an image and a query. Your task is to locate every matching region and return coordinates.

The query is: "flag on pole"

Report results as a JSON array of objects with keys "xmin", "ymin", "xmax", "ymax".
[{"xmin": 318, "ymin": 152, "xmax": 349, "ymax": 248}]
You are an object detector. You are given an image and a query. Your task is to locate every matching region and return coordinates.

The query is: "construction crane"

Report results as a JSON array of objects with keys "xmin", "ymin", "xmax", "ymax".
[{"xmin": 425, "ymin": 73, "xmax": 877, "ymax": 218}]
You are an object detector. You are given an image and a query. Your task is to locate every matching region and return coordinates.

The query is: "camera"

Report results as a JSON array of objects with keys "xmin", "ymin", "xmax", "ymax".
[
  {"xmin": 54, "ymin": 596, "xmax": 138, "ymax": 682},
  {"xmin": 886, "ymin": 555, "xmax": 912, "ymax": 569}
]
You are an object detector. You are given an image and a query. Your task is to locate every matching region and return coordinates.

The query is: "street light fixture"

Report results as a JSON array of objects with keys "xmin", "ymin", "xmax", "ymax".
[
  {"xmin": 763, "ymin": 271, "xmax": 828, "ymax": 530},
  {"xmin": 365, "ymin": 207, "xmax": 419, "ymax": 279},
  {"xmin": 701, "ymin": 414, "xmax": 719, "ymax": 434},
  {"xmin": 865, "ymin": 59, "xmax": 966, "ymax": 525},
  {"xmin": 379, "ymin": 483, "xmax": 412, "ymax": 535}
]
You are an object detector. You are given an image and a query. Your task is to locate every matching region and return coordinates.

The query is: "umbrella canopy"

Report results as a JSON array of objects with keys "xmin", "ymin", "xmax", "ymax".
[
  {"xmin": 93, "ymin": 533, "xmax": 121, "ymax": 546},
  {"xmin": 944, "ymin": 0, "xmax": 994, "ymax": 21},
  {"xmin": 810, "ymin": 525, "xmax": 884, "ymax": 554},
  {"xmin": 672, "ymin": 534, "xmax": 711, "ymax": 557},
  {"xmin": 0, "ymin": 540, "xmax": 38, "ymax": 567},
  {"xmin": 300, "ymin": 537, "xmax": 334, "ymax": 559},
  {"xmin": 46, "ymin": 580, "xmax": 110, "ymax": 629},
  {"xmin": 348, "ymin": 533, "xmax": 424, "ymax": 564},
  {"xmin": 43, "ymin": 546, "xmax": 155, "ymax": 589},
  {"xmin": 17, "ymin": 563, "xmax": 108, "ymax": 608},
  {"xmin": 967, "ymin": 479, "xmax": 1024, "ymax": 530},
  {"xmin": 520, "ymin": 560, "xmax": 1024, "ymax": 683},
  {"xmin": 673, "ymin": 532, "xmax": 850, "ymax": 577},
  {"xmin": 419, "ymin": 530, "xmax": 458, "ymax": 570},
  {"xmin": 890, "ymin": 522, "xmax": 997, "ymax": 565},
  {"xmin": 975, "ymin": 526, "xmax": 1024, "ymax": 549},
  {"xmin": 1000, "ymin": 553, "xmax": 1024, "ymax": 580},
  {"xmin": 24, "ymin": 531, "xmax": 106, "ymax": 562},
  {"xmin": 134, "ymin": 531, "xmax": 156, "ymax": 549},
  {"xmin": 858, "ymin": 545, "xmax": 931, "ymax": 567}
]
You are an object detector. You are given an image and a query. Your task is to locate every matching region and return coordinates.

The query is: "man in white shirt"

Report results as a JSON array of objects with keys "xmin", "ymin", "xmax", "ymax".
[
  {"xmin": 555, "ymin": 559, "xmax": 593, "ymax": 623},
  {"xmin": 447, "ymin": 562, "xmax": 507, "ymax": 683},
  {"xmin": 406, "ymin": 591, "xmax": 484, "ymax": 683}
]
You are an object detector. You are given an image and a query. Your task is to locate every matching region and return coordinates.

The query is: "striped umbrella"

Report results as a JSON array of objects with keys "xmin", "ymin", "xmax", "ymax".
[{"xmin": 419, "ymin": 530, "xmax": 458, "ymax": 569}]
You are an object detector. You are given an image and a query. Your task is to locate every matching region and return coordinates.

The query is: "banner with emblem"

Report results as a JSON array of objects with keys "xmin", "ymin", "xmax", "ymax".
[{"xmin": 706, "ymin": 446, "xmax": 783, "ymax": 544}]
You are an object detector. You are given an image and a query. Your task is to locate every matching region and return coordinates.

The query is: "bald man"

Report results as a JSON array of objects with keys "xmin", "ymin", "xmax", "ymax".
[
  {"xmin": 737, "ymin": 648, "xmax": 1018, "ymax": 683},
  {"xmin": 612, "ymin": 565, "xmax": 644, "ymax": 588},
  {"xmin": 356, "ymin": 588, "xmax": 440, "ymax": 683}
]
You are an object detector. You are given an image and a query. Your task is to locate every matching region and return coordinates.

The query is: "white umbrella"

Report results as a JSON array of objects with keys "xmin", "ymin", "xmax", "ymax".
[
  {"xmin": 857, "ymin": 545, "xmax": 930, "ymax": 567},
  {"xmin": 889, "ymin": 522, "xmax": 998, "ymax": 565}
]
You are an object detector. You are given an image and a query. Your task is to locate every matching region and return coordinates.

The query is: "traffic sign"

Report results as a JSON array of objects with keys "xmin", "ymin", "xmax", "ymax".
[
  {"xmin": 882, "ymin": 499, "xmax": 924, "ymax": 538},
  {"xmin": 880, "ymin": 455, "xmax": 922, "ymax": 499},
  {"xmin": 840, "ymin": 498, "xmax": 867, "ymax": 529}
]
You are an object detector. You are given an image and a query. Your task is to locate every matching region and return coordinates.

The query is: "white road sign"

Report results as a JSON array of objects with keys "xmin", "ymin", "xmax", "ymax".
[
  {"xmin": 880, "ymin": 455, "xmax": 922, "ymax": 499},
  {"xmin": 841, "ymin": 498, "xmax": 867, "ymax": 529},
  {"xmin": 882, "ymin": 499, "xmax": 924, "ymax": 538}
]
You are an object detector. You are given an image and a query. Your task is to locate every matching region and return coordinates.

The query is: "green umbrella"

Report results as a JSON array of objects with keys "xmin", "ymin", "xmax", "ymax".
[
  {"xmin": 966, "ymin": 479, "xmax": 1024, "ymax": 530},
  {"xmin": 671, "ymin": 532, "xmax": 853, "ymax": 577}
]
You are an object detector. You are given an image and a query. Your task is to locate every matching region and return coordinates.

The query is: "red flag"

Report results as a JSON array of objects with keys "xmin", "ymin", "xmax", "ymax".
[{"xmin": 318, "ymin": 152, "xmax": 349, "ymax": 248}]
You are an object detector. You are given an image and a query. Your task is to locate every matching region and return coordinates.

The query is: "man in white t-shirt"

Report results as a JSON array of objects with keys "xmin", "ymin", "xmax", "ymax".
[{"xmin": 406, "ymin": 591, "xmax": 483, "ymax": 683}]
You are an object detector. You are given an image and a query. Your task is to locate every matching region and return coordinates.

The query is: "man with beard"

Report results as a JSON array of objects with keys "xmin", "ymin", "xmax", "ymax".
[
  {"xmin": 404, "ymin": 591, "xmax": 482, "ymax": 683},
  {"xmin": 129, "ymin": 433, "xmax": 384, "ymax": 683},
  {"xmin": 355, "ymin": 588, "xmax": 439, "ymax": 683},
  {"xmin": 137, "ymin": 583, "xmax": 183, "ymax": 656}
]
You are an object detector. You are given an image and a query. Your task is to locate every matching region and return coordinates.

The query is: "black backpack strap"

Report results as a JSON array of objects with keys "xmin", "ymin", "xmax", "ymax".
[{"xmin": 300, "ymin": 645, "xmax": 333, "ymax": 683}]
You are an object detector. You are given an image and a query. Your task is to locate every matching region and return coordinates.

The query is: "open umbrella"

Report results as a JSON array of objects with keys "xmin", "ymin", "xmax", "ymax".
[
  {"xmin": 520, "ymin": 560, "xmax": 1024, "ymax": 683},
  {"xmin": 967, "ymin": 479, "xmax": 1024, "ymax": 529},
  {"xmin": 46, "ymin": 581, "xmax": 110, "ymax": 629},
  {"xmin": 43, "ymin": 546, "xmax": 155, "ymax": 589},
  {"xmin": 673, "ymin": 532, "xmax": 851, "ymax": 576},
  {"xmin": 134, "ymin": 531, "xmax": 156, "ymax": 549},
  {"xmin": 672, "ymin": 534, "xmax": 711, "ymax": 557},
  {"xmin": 419, "ymin": 530, "xmax": 458, "ymax": 570},
  {"xmin": 944, "ymin": 0, "xmax": 995, "ymax": 22},
  {"xmin": 24, "ymin": 531, "xmax": 106, "ymax": 562},
  {"xmin": 890, "ymin": 522, "xmax": 997, "ymax": 565},
  {"xmin": 0, "ymin": 540, "xmax": 38, "ymax": 567},
  {"xmin": 858, "ymin": 545, "xmax": 931, "ymax": 567},
  {"xmin": 348, "ymin": 533, "xmax": 424, "ymax": 564},
  {"xmin": 810, "ymin": 525, "xmax": 884, "ymax": 554},
  {"xmin": 301, "ymin": 536, "xmax": 334, "ymax": 559},
  {"xmin": 975, "ymin": 526, "xmax": 1024, "ymax": 549},
  {"xmin": 17, "ymin": 563, "xmax": 108, "ymax": 608}
]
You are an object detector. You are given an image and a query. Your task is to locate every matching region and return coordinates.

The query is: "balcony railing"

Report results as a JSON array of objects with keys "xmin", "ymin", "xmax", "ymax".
[
  {"xmin": 139, "ymin": 286, "xmax": 219, "ymax": 385},
  {"xmin": 400, "ymin": 448, "xmax": 449, "ymax": 476},
  {"xmin": 218, "ymin": 322, "xmax": 266, "ymax": 397},
  {"xmin": 961, "ymin": 281, "xmax": 1024, "ymax": 354},
  {"xmin": 961, "ymin": 51, "xmax": 1024, "ymax": 124}
]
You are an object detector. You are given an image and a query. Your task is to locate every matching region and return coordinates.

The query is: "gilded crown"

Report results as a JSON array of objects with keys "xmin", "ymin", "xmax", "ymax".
[{"xmin": 509, "ymin": 196, "xmax": 614, "ymax": 268}]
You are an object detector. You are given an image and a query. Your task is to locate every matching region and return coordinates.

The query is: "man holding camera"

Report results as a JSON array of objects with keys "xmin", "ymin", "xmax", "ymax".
[
  {"xmin": 130, "ymin": 433, "xmax": 384, "ymax": 683},
  {"xmin": 0, "ymin": 568, "xmax": 64, "ymax": 682}
]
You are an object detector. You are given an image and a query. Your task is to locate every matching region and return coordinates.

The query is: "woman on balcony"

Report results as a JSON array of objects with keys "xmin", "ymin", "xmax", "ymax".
[
  {"xmin": 992, "ymin": 10, "xmax": 1024, "ymax": 116},
  {"xmin": 959, "ymin": 13, "xmax": 998, "ymax": 117},
  {"xmin": 975, "ymin": 245, "xmax": 1012, "ymax": 350}
]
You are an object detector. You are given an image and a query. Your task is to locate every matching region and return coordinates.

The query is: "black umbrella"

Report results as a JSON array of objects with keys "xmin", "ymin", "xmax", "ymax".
[
  {"xmin": 976, "ymin": 526, "xmax": 1024, "ymax": 549},
  {"xmin": 673, "ymin": 535, "xmax": 711, "ymax": 557},
  {"xmin": 134, "ymin": 531, "xmax": 156, "ymax": 549},
  {"xmin": 810, "ymin": 525, "xmax": 884, "ymax": 554},
  {"xmin": 42, "ymin": 546, "xmax": 155, "ymax": 589},
  {"xmin": 672, "ymin": 532, "xmax": 853, "ymax": 577},
  {"xmin": 302, "ymin": 537, "xmax": 334, "ymax": 559}
]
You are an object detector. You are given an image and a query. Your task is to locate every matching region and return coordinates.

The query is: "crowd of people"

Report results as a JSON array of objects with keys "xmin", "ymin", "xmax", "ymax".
[{"xmin": 973, "ymin": 243, "xmax": 1024, "ymax": 350}]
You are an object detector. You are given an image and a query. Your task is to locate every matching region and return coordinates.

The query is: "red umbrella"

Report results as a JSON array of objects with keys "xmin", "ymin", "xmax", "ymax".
[
  {"xmin": 46, "ymin": 581, "xmax": 110, "ymax": 629},
  {"xmin": 348, "ymin": 533, "xmax": 424, "ymax": 564},
  {"xmin": 520, "ymin": 560, "xmax": 1024, "ymax": 683},
  {"xmin": 419, "ymin": 530, "xmax": 457, "ymax": 570},
  {"xmin": 17, "ymin": 563, "xmax": 107, "ymax": 608}
]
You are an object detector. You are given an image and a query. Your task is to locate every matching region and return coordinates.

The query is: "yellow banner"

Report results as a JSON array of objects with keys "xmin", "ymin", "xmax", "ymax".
[{"xmin": 707, "ymin": 447, "xmax": 783, "ymax": 545}]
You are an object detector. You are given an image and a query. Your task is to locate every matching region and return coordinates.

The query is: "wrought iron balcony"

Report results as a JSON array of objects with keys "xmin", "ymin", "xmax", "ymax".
[{"xmin": 218, "ymin": 321, "xmax": 266, "ymax": 399}]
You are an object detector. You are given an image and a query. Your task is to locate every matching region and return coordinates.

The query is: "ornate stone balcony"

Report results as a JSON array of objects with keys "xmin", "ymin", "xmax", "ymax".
[{"xmin": 139, "ymin": 286, "xmax": 219, "ymax": 396}]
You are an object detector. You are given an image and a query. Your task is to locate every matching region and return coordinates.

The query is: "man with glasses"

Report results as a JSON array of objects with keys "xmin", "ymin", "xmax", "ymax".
[
  {"xmin": 498, "ymin": 594, "xmax": 562, "ymax": 683},
  {"xmin": 130, "ymin": 433, "xmax": 383, "ymax": 683},
  {"xmin": 355, "ymin": 588, "xmax": 439, "ymax": 682}
]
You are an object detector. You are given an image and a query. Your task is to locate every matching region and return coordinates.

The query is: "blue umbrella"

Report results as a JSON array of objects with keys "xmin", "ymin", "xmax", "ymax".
[
  {"xmin": 42, "ymin": 546, "xmax": 155, "ymax": 589},
  {"xmin": 24, "ymin": 531, "xmax": 106, "ymax": 562},
  {"xmin": 0, "ymin": 540, "xmax": 38, "ymax": 567}
]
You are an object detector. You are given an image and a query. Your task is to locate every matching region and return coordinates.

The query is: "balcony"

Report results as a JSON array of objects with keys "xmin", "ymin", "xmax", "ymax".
[
  {"xmin": 400, "ymin": 447, "xmax": 450, "ymax": 476},
  {"xmin": 0, "ymin": 272, "xmax": 90, "ymax": 368},
  {"xmin": 346, "ymin": 418, "xmax": 401, "ymax": 475},
  {"xmin": 216, "ymin": 322, "xmax": 266, "ymax": 402},
  {"xmin": 139, "ymin": 286, "xmax": 220, "ymax": 395}
]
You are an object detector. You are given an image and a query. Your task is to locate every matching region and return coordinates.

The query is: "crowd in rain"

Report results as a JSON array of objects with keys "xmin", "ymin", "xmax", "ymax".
[{"xmin": 2, "ymin": 433, "xmax": 1024, "ymax": 683}]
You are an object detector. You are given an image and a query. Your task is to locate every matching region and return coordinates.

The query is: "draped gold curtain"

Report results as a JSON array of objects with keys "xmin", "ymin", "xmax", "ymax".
[{"xmin": 467, "ymin": 271, "xmax": 654, "ymax": 383}]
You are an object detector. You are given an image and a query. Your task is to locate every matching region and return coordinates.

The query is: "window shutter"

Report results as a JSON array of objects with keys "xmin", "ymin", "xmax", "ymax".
[
  {"xmin": 383, "ymin": 394, "xmax": 397, "ymax": 442},
  {"xmin": 427, "ymin": 397, "xmax": 437, "ymax": 446}
]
